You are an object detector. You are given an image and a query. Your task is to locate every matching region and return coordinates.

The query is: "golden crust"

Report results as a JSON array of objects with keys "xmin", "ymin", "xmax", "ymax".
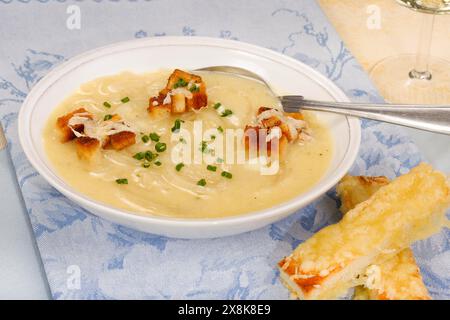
[
  {"xmin": 56, "ymin": 108, "xmax": 92, "ymax": 142},
  {"xmin": 244, "ymin": 107, "xmax": 304, "ymax": 159},
  {"xmin": 278, "ymin": 163, "xmax": 450, "ymax": 300},
  {"xmin": 166, "ymin": 69, "xmax": 202, "ymax": 88},
  {"xmin": 337, "ymin": 175, "xmax": 390, "ymax": 214},
  {"xmin": 104, "ymin": 131, "xmax": 136, "ymax": 151},
  {"xmin": 148, "ymin": 69, "xmax": 207, "ymax": 117},
  {"xmin": 337, "ymin": 175, "xmax": 430, "ymax": 300},
  {"xmin": 75, "ymin": 136, "xmax": 100, "ymax": 160}
]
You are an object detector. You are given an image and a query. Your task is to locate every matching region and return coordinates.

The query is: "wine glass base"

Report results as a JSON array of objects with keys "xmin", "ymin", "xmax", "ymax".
[{"xmin": 370, "ymin": 54, "xmax": 450, "ymax": 104}]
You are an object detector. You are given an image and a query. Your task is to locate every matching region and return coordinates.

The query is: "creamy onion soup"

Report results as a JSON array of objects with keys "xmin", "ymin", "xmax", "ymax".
[{"xmin": 43, "ymin": 70, "xmax": 333, "ymax": 218}]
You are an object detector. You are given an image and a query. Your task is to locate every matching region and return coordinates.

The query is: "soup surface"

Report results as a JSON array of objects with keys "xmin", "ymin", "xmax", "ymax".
[{"xmin": 43, "ymin": 70, "xmax": 333, "ymax": 218}]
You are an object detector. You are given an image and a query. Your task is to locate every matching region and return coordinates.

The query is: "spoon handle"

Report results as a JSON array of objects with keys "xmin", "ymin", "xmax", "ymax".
[{"xmin": 280, "ymin": 96, "xmax": 450, "ymax": 135}]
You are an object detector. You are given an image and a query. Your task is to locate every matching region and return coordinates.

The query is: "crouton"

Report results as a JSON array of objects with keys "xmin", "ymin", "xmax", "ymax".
[
  {"xmin": 244, "ymin": 125, "xmax": 286, "ymax": 158},
  {"xmin": 244, "ymin": 107, "xmax": 307, "ymax": 158},
  {"xmin": 186, "ymin": 91, "xmax": 208, "ymax": 110},
  {"xmin": 148, "ymin": 104, "xmax": 172, "ymax": 119},
  {"xmin": 257, "ymin": 107, "xmax": 272, "ymax": 114},
  {"xmin": 148, "ymin": 69, "xmax": 208, "ymax": 116},
  {"xmin": 104, "ymin": 131, "xmax": 136, "ymax": 150},
  {"xmin": 261, "ymin": 116, "xmax": 282, "ymax": 128},
  {"xmin": 75, "ymin": 136, "xmax": 100, "ymax": 160},
  {"xmin": 56, "ymin": 108, "xmax": 92, "ymax": 142},
  {"xmin": 171, "ymin": 93, "xmax": 187, "ymax": 113},
  {"xmin": 166, "ymin": 69, "xmax": 202, "ymax": 89}
]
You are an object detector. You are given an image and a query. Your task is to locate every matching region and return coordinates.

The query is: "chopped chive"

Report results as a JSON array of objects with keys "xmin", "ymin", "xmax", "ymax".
[
  {"xmin": 200, "ymin": 141, "xmax": 208, "ymax": 153},
  {"xmin": 213, "ymin": 102, "xmax": 221, "ymax": 110},
  {"xmin": 197, "ymin": 178, "xmax": 207, "ymax": 187},
  {"xmin": 173, "ymin": 78, "xmax": 188, "ymax": 88},
  {"xmin": 179, "ymin": 137, "xmax": 186, "ymax": 144},
  {"xmin": 175, "ymin": 163, "xmax": 184, "ymax": 172},
  {"xmin": 221, "ymin": 171, "xmax": 232, "ymax": 179},
  {"xmin": 189, "ymin": 84, "xmax": 200, "ymax": 93},
  {"xmin": 155, "ymin": 142, "xmax": 167, "ymax": 152},
  {"xmin": 104, "ymin": 114, "xmax": 113, "ymax": 121},
  {"xmin": 142, "ymin": 162, "xmax": 151, "ymax": 168},
  {"xmin": 145, "ymin": 150, "xmax": 156, "ymax": 161},
  {"xmin": 149, "ymin": 132, "xmax": 160, "ymax": 142},
  {"xmin": 221, "ymin": 109, "xmax": 233, "ymax": 117},
  {"xmin": 154, "ymin": 161, "xmax": 162, "ymax": 166},
  {"xmin": 103, "ymin": 101, "xmax": 112, "ymax": 108},
  {"xmin": 141, "ymin": 135, "xmax": 150, "ymax": 143},
  {"xmin": 217, "ymin": 126, "xmax": 224, "ymax": 133},
  {"xmin": 121, "ymin": 97, "xmax": 130, "ymax": 103},
  {"xmin": 171, "ymin": 119, "xmax": 182, "ymax": 133},
  {"xmin": 207, "ymin": 165, "xmax": 217, "ymax": 172},
  {"xmin": 210, "ymin": 135, "xmax": 216, "ymax": 141},
  {"xmin": 133, "ymin": 152, "xmax": 145, "ymax": 160},
  {"xmin": 115, "ymin": 178, "xmax": 128, "ymax": 185}
]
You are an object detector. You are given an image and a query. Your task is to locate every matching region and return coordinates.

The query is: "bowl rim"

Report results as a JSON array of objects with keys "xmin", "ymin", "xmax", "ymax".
[{"xmin": 18, "ymin": 36, "xmax": 361, "ymax": 228}]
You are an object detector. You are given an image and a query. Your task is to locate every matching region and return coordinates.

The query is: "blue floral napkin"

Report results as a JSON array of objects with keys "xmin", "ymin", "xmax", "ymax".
[{"xmin": 0, "ymin": 0, "xmax": 447, "ymax": 299}]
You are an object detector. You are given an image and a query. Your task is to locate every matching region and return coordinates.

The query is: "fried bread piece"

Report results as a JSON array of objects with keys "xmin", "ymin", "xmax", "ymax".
[
  {"xmin": 244, "ymin": 107, "xmax": 307, "ymax": 159},
  {"xmin": 148, "ymin": 69, "xmax": 207, "ymax": 117},
  {"xmin": 75, "ymin": 136, "xmax": 100, "ymax": 160},
  {"xmin": 56, "ymin": 108, "xmax": 93, "ymax": 142},
  {"xmin": 104, "ymin": 131, "xmax": 136, "ymax": 151}
]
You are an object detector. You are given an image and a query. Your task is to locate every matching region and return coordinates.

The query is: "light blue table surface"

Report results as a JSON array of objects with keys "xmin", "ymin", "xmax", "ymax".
[{"xmin": 1, "ymin": 129, "xmax": 448, "ymax": 299}]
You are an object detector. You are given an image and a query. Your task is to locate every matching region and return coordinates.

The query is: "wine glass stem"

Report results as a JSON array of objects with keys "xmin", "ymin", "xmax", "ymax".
[{"xmin": 409, "ymin": 13, "xmax": 435, "ymax": 80}]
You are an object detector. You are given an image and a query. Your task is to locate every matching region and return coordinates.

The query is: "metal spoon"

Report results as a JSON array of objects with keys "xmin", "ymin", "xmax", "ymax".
[{"xmin": 195, "ymin": 66, "xmax": 450, "ymax": 135}]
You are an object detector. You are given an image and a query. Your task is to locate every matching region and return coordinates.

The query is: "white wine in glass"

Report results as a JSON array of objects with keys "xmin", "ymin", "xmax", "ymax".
[{"xmin": 370, "ymin": 0, "xmax": 450, "ymax": 104}]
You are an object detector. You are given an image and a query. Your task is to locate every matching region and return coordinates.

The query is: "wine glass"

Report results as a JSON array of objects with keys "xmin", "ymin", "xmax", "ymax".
[{"xmin": 370, "ymin": 0, "xmax": 450, "ymax": 104}]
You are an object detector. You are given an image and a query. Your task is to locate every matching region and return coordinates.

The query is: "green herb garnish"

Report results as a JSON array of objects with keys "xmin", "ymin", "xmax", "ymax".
[
  {"xmin": 103, "ymin": 101, "xmax": 112, "ymax": 108},
  {"xmin": 207, "ymin": 165, "xmax": 217, "ymax": 172},
  {"xmin": 104, "ymin": 114, "xmax": 113, "ymax": 121},
  {"xmin": 175, "ymin": 163, "xmax": 185, "ymax": 172},
  {"xmin": 197, "ymin": 178, "xmax": 207, "ymax": 187},
  {"xmin": 171, "ymin": 119, "xmax": 182, "ymax": 133},
  {"xmin": 116, "ymin": 178, "xmax": 128, "ymax": 185},
  {"xmin": 133, "ymin": 152, "xmax": 145, "ymax": 160},
  {"xmin": 200, "ymin": 141, "xmax": 208, "ymax": 153},
  {"xmin": 217, "ymin": 126, "xmax": 224, "ymax": 133},
  {"xmin": 142, "ymin": 162, "xmax": 151, "ymax": 168},
  {"xmin": 145, "ymin": 150, "xmax": 157, "ymax": 161},
  {"xmin": 210, "ymin": 135, "xmax": 216, "ymax": 141},
  {"xmin": 121, "ymin": 97, "xmax": 130, "ymax": 103},
  {"xmin": 221, "ymin": 171, "xmax": 232, "ymax": 179},
  {"xmin": 141, "ymin": 135, "xmax": 150, "ymax": 143},
  {"xmin": 149, "ymin": 132, "xmax": 160, "ymax": 142},
  {"xmin": 213, "ymin": 102, "xmax": 221, "ymax": 110},
  {"xmin": 173, "ymin": 78, "xmax": 188, "ymax": 88},
  {"xmin": 221, "ymin": 109, "xmax": 233, "ymax": 117},
  {"xmin": 189, "ymin": 84, "xmax": 200, "ymax": 93},
  {"xmin": 154, "ymin": 161, "xmax": 162, "ymax": 166},
  {"xmin": 155, "ymin": 142, "xmax": 167, "ymax": 153}
]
